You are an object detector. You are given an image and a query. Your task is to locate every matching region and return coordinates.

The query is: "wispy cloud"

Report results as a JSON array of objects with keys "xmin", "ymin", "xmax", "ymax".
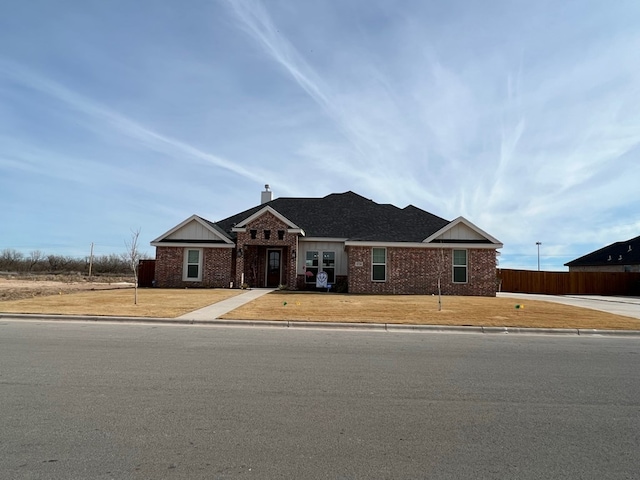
[
  {"xmin": 224, "ymin": 0, "xmax": 640, "ymax": 269},
  {"xmin": 0, "ymin": 59, "xmax": 267, "ymax": 184},
  {"xmin": 1, "ymin": 1, "xmax": 639, "ymax": 266}
]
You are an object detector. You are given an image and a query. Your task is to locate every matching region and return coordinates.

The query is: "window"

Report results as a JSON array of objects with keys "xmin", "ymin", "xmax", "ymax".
[
  {"xmin": 250, "ymin": 229, "xmax": 257, "ymax": 239},
  {"xmin": 453, "ymin": 249, "xmax": 467, "ymax": 283},
  {"xmin": 184, "ymin": 249, "xmax": 202, "ymax": 281},
  {"xmin": 305, "ymin": 251, "xmax": 318, "ymax": 283},
  {"xmin": 278, "ymin": 230, "xmax": 285, "ymax": 240},
  {"xmin": 372, "ymin": 248, "xmax": 386, "ymax": 281},
  {"xmin": 305, "ymin": 250, "xmax": 336, "ymax": 284},
  {"xmin": 264, "ymin": 230, "xmax": 271, "ymax": 240},
  {"xmin": 322, "ymin": 251, "xmax": 335, "ymax": 283}
]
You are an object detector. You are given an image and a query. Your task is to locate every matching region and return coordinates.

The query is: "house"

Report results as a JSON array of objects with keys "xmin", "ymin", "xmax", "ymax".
[
  {"xmin": 150, "ymin": 187, "xmax": 503, "ymax": 296},
  {"xmin": 565, "ymin": 235, "xmax": 640, "ymax": 272}
]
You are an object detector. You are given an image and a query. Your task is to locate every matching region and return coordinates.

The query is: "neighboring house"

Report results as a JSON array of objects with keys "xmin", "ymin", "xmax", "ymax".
[
  {"xmin": 151, "ymin": 187, "xmax": 503, "ymax": 296},
  {"xmin": 565, "ymin": 235, "xmax": 640, "ymax": 272}
]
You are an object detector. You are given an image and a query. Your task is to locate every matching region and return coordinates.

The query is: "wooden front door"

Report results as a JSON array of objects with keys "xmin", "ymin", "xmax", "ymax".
[{"xmin": 266, "ymin": 249, "xmax": 282, "ymax": 287}]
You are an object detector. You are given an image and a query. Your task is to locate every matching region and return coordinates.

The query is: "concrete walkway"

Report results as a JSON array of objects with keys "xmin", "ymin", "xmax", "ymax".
[
  {"xmin": 177, "ymin": 288, "xmax": 276, "ymax": 320},
  {"xmin": 498, "ymin": 292, "xmax": 640, "ymax": 319}
]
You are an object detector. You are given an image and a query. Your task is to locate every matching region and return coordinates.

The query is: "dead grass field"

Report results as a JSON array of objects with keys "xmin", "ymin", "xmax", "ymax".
[
  {"xmin": 0, "ymin": 288, "xmax": 241, "ymax": 318},
  {"xmin": 220, "ymin": 292, "xmax": 640, "ymax": 330},
  {"xmin": 1, "ymin": 283, "xmax": 638, "ymax": 329}
]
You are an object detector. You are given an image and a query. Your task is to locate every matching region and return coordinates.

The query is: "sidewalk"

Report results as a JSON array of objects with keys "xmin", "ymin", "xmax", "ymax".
[{"xmin": 177, "ymin": 288, "xmax": 275, "ymax": 320}]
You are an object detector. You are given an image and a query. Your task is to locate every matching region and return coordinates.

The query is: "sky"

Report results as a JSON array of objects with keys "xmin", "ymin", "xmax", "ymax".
[{"xmin": 1, "ymin": 0, "xmax": 639, "ymax": 270}]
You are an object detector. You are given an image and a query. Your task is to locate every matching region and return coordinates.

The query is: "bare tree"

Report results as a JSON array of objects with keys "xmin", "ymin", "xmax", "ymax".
[
  {"xmin": 28, "ymin": 250, "xmax": 43, "ymax": 272},
  {"xmin": 0, "ymin": 248, "xmax": 24, "ymax": 271},
  {"xmin": 124, "ymin": 228, "xmax": 141, "ymax": 305}
]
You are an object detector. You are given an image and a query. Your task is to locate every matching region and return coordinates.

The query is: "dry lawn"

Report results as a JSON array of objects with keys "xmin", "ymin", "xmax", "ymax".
[
  {"xmin": 220, "ymin": 292, "xmax": 640, "ymax": 330},
  {"xmin": 1, "ymin": 284, "xmax": 638, "ymax": 329},
  {"xmin": 0, "ymin": 288, "xmax": 241, "ymax": 318}
]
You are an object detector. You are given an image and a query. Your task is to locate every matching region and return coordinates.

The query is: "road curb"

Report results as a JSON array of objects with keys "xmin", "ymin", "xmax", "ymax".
[
  {"xmin": 1, "ymin": 313, "xmax": 640, "ymax": 337},
  {"xmin": 577, "ymin": 328, "xmax": 640, "ymax": 336},
  {"xmin": 386, "ymin": 324, "xmax": 483, "ymax": 333}
]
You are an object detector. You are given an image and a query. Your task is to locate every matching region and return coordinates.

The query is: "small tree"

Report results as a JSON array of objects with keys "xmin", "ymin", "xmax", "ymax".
[
  {"xmin": 124, "ymin": 228, "xmax": 141, "ymax": 305},
  {"xmin": 435, "ymin": 248, "xmax": 446, "ymax": 311}
]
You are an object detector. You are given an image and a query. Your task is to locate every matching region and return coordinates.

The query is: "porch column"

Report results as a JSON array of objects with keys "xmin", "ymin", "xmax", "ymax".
[{"xmin": 235, "ymin": 247, "xmax": 245, "ymax": 288}]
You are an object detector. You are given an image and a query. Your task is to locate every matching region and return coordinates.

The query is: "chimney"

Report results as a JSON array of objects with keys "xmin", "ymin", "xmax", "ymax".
[{"xmin": 261, "ymin": 184, "xmax": 273, "ymax": 204}]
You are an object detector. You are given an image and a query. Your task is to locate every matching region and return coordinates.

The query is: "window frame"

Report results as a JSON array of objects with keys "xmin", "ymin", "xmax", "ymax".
[
  {"xmin": 304, "ymin": 250, "xmax": 336, "ymax": 284},
  {"xmin": 452, "ymin": 249, "xmax": 468, "ymax": 284},
  {"xmin": 183, "ymin": 248, "xmax": 203, "ymax": 282},
  {"xmin": 322, "ymin": 251, "xmax": 336, "ymax": 284},
  {"xmin": 372, "ymin": 247, "xmax": 387, "ymax": 282},
  {"xmin": 304, "ymin": 250, "xmax": 319, "ymax": 284}
]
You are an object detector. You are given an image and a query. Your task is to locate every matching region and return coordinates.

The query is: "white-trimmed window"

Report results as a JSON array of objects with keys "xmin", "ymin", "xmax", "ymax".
[
  {"xmin": 322, "ymin": 251, "xmax": 335, "ymax": 283},
  {"xmin": 305, "ymin": 250, "xmax": 336, "ymax": 284},
  {"xmin": 305, "ymin": 251, "xmax": 319, "ymax": 283},
  {"xmin": 184, "ymin": 248, "xmax": 202, "ymax": 281},
  {"xmin": 453, "ymin": 249, "xmax": 467, "ymax": 283},
  {"xmin": 372, "ymin": 247, "xmax": 386, "ymax": 281}
]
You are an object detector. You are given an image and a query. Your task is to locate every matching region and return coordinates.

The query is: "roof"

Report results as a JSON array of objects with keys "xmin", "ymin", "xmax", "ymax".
[
  {"xmin": 565, "ymin": 235, "xmax": 640, "ymax": 267},
  {"xmin": 215, "ymin": 191, "xmax": 452, "ymax": 242}
]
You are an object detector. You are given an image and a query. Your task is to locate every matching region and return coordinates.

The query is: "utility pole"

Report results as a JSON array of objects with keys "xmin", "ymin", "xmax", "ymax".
[
  {"xmin": 536, "ymin": 242, "xmax": 541, "ymax": 271},
  {"xmin": 88, "ymin": 242, "xmax": 94, "ymax": 278}
]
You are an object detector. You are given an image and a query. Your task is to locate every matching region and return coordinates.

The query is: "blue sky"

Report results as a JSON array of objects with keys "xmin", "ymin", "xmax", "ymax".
[{"xmin": 1, "ymin": 0, "xmax": 639, "ymax": 270}]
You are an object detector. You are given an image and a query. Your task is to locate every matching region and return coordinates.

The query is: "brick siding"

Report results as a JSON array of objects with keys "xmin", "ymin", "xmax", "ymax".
[
  {"xmin": 155, "ymin": 246, "xmax": 234, "ymax": 288},
  {"xmin": 234, "ymin": 211, "xmax": 297, "ymax": 288},
  {"xmin": 347, "ymin": 246, "xmax": 497, "ymax": 296}
]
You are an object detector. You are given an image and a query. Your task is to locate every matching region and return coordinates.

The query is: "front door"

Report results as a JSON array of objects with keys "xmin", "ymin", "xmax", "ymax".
[{"xmin": 266, "ymin": 249, "xmax": 282, "ymax": 287}]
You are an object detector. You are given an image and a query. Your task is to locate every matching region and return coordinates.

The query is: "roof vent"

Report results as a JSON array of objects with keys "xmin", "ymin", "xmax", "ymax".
[
  {"xmin": 607, "ymin": 255, "xmax": 611, "ymax": 261},
  {"xmin": 629, "ymin": 245, "xmax": 633, "ymax": 252},
  {"xmin": 618, "ymin": 254, "xmax": 623, "ymax": 261},
  {"xmin": 261, "ymin": 184, "xmax": 273, "ymax": 204}
]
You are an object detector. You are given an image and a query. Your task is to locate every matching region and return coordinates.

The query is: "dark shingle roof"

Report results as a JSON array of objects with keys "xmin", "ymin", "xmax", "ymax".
[
  {"xmin": 565, "ymin": 235, "xmax": 640, "ymax": 267},
  {"xmin": 214, "ymin": 191, "xmax": 450, "ymax": 242}
]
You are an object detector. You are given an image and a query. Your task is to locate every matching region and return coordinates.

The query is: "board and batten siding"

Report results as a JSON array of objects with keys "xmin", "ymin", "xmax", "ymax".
[
  {"xmin": 297, "ymin": 241, "xmax": 347, "ymax": 276},
  {"xmin": 166, "ymin": 221, "xmax": 223, "ymax": 241},
  {"xmin": 433, "ymin": 223, "xmax": 484, "ymax": 241}
]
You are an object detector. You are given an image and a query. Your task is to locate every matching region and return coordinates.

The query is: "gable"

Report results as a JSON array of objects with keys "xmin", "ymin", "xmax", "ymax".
[
  {"xmin": 231, "ymin": 205, "xmax": 304, "ymax": 234},
  {"xmin": 432, "ymin": 222, "xmax": 485, "ymax": 242},
  {"xmin": 151, "ymin": 215, "xmax": 233, "ymax": 246},
  {"xmin": 424, "ymin": 217, "xmax": 502, "ymax": 246}
]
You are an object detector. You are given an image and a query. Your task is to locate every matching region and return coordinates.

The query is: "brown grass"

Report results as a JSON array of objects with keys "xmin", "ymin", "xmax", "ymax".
[
  {"xmin": 0, "ymin": 288, "xmax": 241, "ymax": 318},
  {"xmin": 220, "ymin": 292, "xmax": 640, "ymax": 330},
  {"xmin": 1, "ymin": 288, "xmax": 638, "ymax": 330}
]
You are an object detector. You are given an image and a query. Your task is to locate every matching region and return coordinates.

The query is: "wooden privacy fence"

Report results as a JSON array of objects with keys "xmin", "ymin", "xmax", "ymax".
[
  {"xmin": 137, "ymin": 259, "xmax": 156, "ymax": 288},
  {"xmin": 498, "ymin": 269, "xmax": 640, "ymax": 296}
]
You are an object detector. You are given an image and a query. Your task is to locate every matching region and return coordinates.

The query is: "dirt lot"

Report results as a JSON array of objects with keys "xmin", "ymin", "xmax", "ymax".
[{"xmin": 0, "ymin": 275, "xmax": 135, "ymax": 301}]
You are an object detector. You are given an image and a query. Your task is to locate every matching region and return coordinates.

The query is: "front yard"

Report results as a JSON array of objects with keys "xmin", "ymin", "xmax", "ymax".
[{"xmin": 1, "ymin": 286, "xmax": 638, "ymax": 330}]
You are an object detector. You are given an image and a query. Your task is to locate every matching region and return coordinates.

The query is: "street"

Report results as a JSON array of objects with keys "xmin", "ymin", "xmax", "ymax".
[{"xmin": 1, "ymin": 321, "xmax": 638, "ymax": 479}]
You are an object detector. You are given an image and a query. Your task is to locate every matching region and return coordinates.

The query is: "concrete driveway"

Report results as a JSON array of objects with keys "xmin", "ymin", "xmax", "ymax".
[{"xmin": 498, "ymin": 292, "xmax": 640, "ymax": 319}]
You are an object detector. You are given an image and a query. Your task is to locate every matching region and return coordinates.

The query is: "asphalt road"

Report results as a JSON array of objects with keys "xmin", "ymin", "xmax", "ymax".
[{"xmin": 1, "ymin": 321, "xmax": 638, "ymax": 479}]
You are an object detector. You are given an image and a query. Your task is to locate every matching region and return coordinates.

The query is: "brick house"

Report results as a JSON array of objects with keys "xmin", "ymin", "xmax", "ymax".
[
  {"xmin": 151, "ymin": 187, "xmax": 503, "ymax": 296},
  {"xmin": 565, "ymin": 235, "xmax": 640, "ymax": 272}
]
